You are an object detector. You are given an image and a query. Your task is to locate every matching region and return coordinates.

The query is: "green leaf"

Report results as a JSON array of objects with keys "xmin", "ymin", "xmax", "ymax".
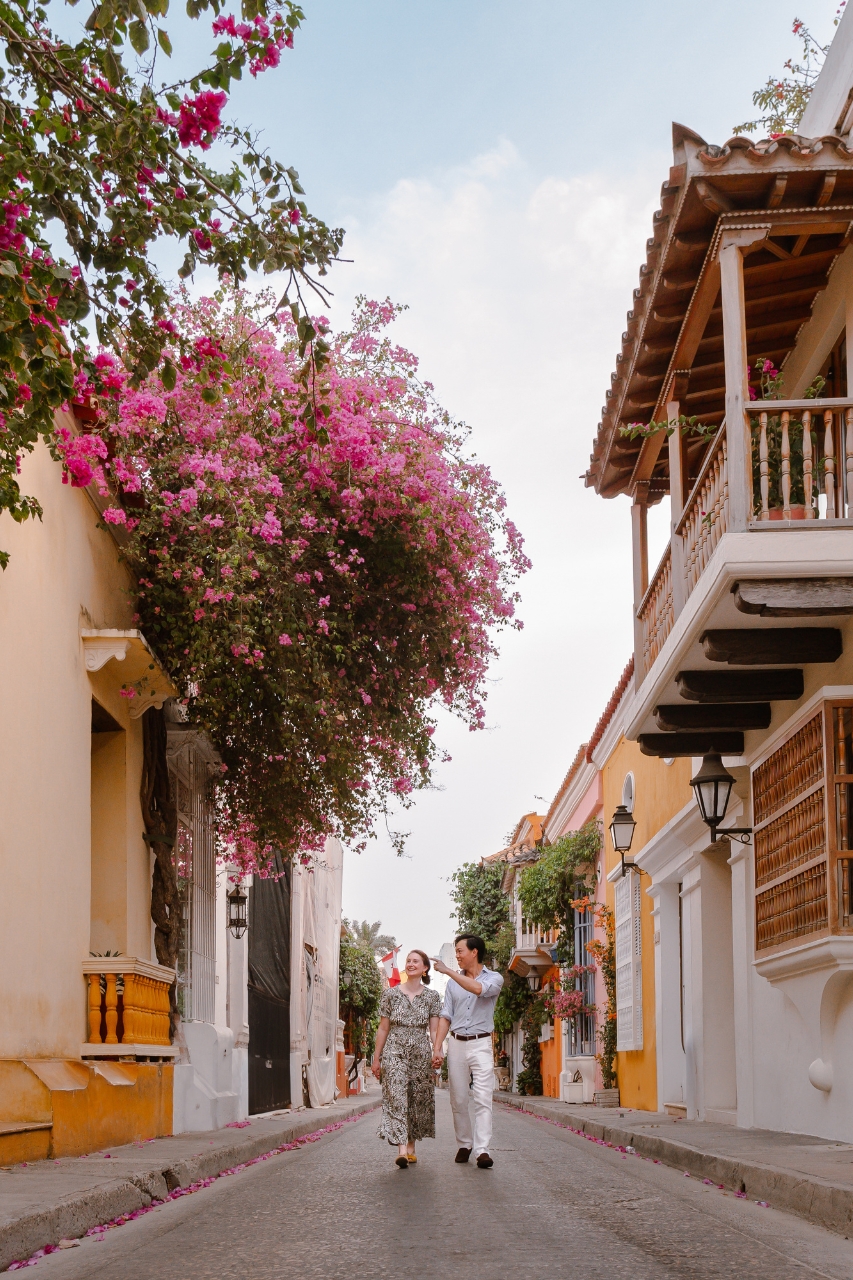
[
  {"xmin": 157, "ymin": 27, "xmax": 172, "ymax": 54},
  {"xmin": 161, "ymin": 359, "xmax": 177, "ymax": 391},
  {"xmin": 129, "ymin": 20, "xmax": 150, "ymax": 53},
  {"xmin": 103, "ymin": 46, "xmax": 123, "ymax": 86},
  {"xmin": 0, "ymin": 260, "xmax": 18, "ymax": 278}
]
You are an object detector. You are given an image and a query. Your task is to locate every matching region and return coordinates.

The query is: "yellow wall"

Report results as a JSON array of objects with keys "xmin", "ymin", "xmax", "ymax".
[
  {"xmin": 541, "ymin": 964, "xmax": 561, "ymax": 1096},
  {"xmin": 0, "ymin": 1060, "xmax": 173, "ymax": 1163},
  {"xmin": 601, "ymin": 737, "xmax": 692, "ymax": 1112},
  {"xmin": 0, "ymin": 426, "xmax": 151, "ymax": 1061}
]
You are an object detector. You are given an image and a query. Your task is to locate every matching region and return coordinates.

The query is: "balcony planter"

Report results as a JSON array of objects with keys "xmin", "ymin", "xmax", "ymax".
[{"xmin": 767, "ymin": 505, "xmax": 806, "ymax": 520}]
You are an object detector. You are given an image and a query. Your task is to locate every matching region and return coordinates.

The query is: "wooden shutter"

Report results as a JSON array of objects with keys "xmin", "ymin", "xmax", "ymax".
[{"xmin": 615, "ymin": 870, "xmax": 643, "ymax": 1051}]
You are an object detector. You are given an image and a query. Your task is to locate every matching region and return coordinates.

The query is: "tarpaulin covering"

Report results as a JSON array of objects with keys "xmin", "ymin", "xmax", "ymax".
[{"xmin": 248, "ymin": 855, "xmax": 291, "ymax": 1113}]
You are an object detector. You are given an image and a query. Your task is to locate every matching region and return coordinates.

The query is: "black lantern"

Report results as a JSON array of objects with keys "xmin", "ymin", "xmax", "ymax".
[
  {"xmin": 609, "ymin": 804, "xmax": 636, "ymax": 853},
  {"xmin": 527, "ymin": 972, "xmax": 542, "ymax": 992},
  {"xmin": 342, "ymin": 969, "xmax": 353, "ymax": 988},
  {"xmin": 227, "ymin": 884, "xmax": 248, "ymax": 938},
  {"xmin": 690, "ymin": 753, "xmax": 752, "ymax": 843},
  {"xmin": 609, "ymin": 804, "xmax": 639, "ymax": 876}
]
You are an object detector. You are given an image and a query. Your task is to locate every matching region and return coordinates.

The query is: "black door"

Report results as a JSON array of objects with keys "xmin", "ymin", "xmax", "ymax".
[{"xmin": 248, "ymin": 856, "xmax": 291, "ymax": 1114}]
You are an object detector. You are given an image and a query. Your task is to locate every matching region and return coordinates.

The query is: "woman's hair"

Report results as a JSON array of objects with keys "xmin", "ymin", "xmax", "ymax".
[{"xmin": 408, "ymin": 949, "xmax": 432, "ymax": 984}]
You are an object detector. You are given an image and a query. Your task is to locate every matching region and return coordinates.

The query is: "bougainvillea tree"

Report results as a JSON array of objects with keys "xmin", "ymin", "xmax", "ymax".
[
  {"xmin": 66, "ymin": 286, "xmax": 528, "ymax": 965},
  {"xmin": 0, "ymin": 0, "xmax": 341, "ymax": 565}
]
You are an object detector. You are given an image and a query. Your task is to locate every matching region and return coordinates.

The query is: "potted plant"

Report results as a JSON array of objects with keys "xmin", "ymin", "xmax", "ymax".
[{"xmin": 749, "ymin": 360, "xmax": 825, "ymax": 519}]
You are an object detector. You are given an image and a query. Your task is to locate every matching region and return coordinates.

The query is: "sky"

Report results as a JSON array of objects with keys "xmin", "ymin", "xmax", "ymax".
[{"xmin": 153, "ymin": 0, "xmax": 841, "ymax": 956}]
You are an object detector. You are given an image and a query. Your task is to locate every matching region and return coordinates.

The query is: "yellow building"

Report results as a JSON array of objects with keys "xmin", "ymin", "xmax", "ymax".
[
  {"xmin": 0, "ymin": 415, "xmax": 251, "ymax": 1162},
  {"xmin": 600, "ymin": 735, "xmax": 692, "ymax": 1112}
]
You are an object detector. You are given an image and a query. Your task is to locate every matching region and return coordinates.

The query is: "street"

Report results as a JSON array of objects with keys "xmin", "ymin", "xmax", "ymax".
[{"xmin": 26, "ymin": 1094, "xmax": 853, "ymax": 1280}]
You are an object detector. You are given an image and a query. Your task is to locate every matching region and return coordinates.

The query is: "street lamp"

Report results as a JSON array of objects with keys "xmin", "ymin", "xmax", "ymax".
[
  {"xmin": 609, "ymin": 804, "xmax": 638, "ymax": 877},
  {"xmin": 690, "ymin": 753, "xmax": 752, "ymax": 843},
  {"xmin": 227, "ymin": 884, "xmax": 248, "ymax": 938}
]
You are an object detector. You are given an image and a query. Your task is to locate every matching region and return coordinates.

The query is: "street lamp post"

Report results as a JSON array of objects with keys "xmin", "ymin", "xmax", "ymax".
[
  {"xmin": 689, "ymin": 753, "xmax": 752, "ymax": 843},
  {"xmin": 227, "ymin": 884, "xmax": 248, "ymax": 938},
  {"xmin": 609, "ymin": 803, "xmax": 638, "ymax": 877}
]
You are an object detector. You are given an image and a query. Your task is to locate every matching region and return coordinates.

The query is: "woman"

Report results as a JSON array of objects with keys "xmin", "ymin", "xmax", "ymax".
[{"xmin": 372, "ymin": 950, "xmax": 442, "ymax": 1168}]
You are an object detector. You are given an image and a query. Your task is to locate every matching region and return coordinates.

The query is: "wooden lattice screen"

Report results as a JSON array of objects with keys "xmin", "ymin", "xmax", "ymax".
[
  {"xmin": 753, "ymin": 703, "xmax": 853, "ymax": 952},
  {"xmin": 754, "ymin": 711, "xmax": 828, "ymax": 951}
]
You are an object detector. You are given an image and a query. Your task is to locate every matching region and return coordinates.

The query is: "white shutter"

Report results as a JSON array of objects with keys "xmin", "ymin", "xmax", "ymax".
[{"xmin": 615, "ymin": 871, "xmax": 643, "ymax": 1051}]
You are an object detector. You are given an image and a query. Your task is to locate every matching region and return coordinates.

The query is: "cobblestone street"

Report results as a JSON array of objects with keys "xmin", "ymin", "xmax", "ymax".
[{"xmin": 24, "ymin": 1094, "xmax": 853, "ymax": 1280}]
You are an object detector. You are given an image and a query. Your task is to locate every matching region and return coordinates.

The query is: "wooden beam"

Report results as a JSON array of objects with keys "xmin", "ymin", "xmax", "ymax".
[
  {"xmin": 696, "ymin": 180, "xmax": 735, "ymax": 214},
  {"xmin": 762, "ymin": 239, "xmax": 792, "ymax": 261},
  {"xmin": 675, "ymin": 669, "xmax": 804, "ymax": 702},
  {"xmin": 701, "ymin": 628, "xmax": 843, "ymax": 664},
  {"xmin": 654, "ymin": 703, "xmax": 771, "ymax": 731},
  {"xmin": 733, "ymin": 578, "xmax": 853, "ymax": 617},
  {"xmin": 639, "ymin": 731, "xmax": 745, "ymax": 757},
  {"xmin": 670, "ymin": 259, "xmax": 721, "ymax": 371},
  {"xmin": 817, "ymin": 172, "xmax": 837, "ymax": 206},
  {"xmin": 767, "ymin": 175, "xmax": 788, "ymax": 208},
  {"xmin": 792, "ymin": 233, "xmax": 811, "ymax": 258}
]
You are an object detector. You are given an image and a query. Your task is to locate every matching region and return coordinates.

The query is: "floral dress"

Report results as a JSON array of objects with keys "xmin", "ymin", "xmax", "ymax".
[{"xmin": 377, "ymin": 985, "xmax": 441, "ymax": 1145}]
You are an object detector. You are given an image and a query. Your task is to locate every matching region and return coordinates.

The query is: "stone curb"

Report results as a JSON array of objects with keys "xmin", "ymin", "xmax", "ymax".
[
  {"xmin": 496, "ymin": 1094, "xmax": 853, "ymax": 1237},
  {"xmin": 0, "ymin": 1098, "xmax": 380, "ymax": 1271}
]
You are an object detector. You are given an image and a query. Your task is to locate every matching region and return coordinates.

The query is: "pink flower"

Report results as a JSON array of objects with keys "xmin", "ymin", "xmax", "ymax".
[
  {"xmin": 278, "ymin": 634, "xmax": 292, "ymax": 645},
  {"xmin": 102, "ymin": 507, "xmax": 127, "ymax": 525},
  {"xmin": 177, "ymin": 91, "xmax": 227, "ymax": 149},
  {"xmin": 288, "ymin": 207, "xmax": 301, "ymax": 224}
]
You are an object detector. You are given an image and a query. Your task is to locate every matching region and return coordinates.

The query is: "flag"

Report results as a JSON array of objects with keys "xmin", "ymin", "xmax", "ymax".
[{"xmin": 380, "ymin": 947, "xmax": 401, "ymax": 987}]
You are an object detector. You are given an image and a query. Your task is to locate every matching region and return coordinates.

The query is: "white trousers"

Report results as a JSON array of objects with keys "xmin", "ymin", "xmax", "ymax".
[{"xmin": 447, "ymin": 1035, "xmax": 495, "ymax": 1157}]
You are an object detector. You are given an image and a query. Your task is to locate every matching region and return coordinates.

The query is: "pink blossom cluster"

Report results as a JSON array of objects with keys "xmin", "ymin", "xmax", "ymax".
[
  {"xmin": 211, "ymin": 12, "xmax": 294, "ymax": 76},
  {"xmin": 77, "ymin": 289, "xmax": 527, "ymax": 870},
  {"xmin": 175, "ymin": 91, "xmax": 228, "ymax": 150}
]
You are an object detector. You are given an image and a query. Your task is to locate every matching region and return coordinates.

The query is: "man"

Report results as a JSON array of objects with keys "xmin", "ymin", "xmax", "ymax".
[{"xmin": 432, "ymin": 934, "xmax": 504, "ymax": 1169}]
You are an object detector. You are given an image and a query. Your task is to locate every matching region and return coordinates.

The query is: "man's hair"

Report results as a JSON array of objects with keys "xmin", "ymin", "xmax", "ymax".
[{"xmin": 455, "ymin": 933, "xmax": 486, "ymax": 962}]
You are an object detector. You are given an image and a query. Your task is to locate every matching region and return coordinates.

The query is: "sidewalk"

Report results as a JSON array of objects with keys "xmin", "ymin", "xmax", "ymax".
[
  {"xmin": 497, "ymin": 1093, "xmax": 853, "ymax": 1237},
  {"xmin": 0, "ymin": 1092, "xmax": 380, "ymax": 1271}
]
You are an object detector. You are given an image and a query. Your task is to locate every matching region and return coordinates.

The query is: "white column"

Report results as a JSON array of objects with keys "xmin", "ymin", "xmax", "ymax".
[
  {"xmin": 728, "ymin": 841, "xmax": 756, "ymax": 1128},
  {"xmin": 719, "ymin": 229, "xmax": 767, "ymax": 530},
  {"xmin": 650, "ymin": 881, "xmax": 686, "ymax": 1111},
  {"xmin": 680, "ymin": 868, "xmax": 702, "ymax": 1120}
]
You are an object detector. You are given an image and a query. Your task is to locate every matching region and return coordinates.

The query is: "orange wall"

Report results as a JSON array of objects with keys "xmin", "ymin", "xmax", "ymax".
[
  {"xmin": 541, "ymin": 963, "xmax": 561, "ymax": 1097},
  {"xmin": 602, "ymin": 737, "xmax": 691, "ymax": 1112}
]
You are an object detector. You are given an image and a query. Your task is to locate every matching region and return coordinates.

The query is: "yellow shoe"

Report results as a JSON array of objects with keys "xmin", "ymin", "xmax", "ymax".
[{"xmin": 407, "ymin": 1154, "xmax": 417, "ymax": 1163}]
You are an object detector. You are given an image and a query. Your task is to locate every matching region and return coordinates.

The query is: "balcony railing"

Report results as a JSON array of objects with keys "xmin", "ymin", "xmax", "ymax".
[
  {"xmin": 633, "ymin": 398, "xmax": 853, "ymax": 684},
  {"xmin": 637, "ymin": 545, "xmax": 674, "ymax": 675},
  {"xmin": 82, "ymin": 957, "xmax": 175, "ymax": 1055},
  {"xmin": 677, "ymin": 424, "xmax": 729, "ymax": 601}
]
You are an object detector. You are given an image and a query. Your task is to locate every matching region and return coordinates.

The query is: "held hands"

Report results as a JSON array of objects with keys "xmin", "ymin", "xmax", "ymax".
[{"xmin": 431, "ymin": 1049, "xmax": 443, "ymax": 1070}]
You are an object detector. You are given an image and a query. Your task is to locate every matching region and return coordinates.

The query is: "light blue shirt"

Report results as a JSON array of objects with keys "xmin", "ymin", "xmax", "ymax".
[{"xmin": 439, "ymin": 965, "xmax": 504, "ymax": 1035}]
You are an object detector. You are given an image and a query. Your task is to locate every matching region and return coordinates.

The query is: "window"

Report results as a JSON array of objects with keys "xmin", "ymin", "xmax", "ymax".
[
  {"xmin": 169, "ymin": 738, "xmax": 217, "ymax": 1023},
  {"xmin": 615, "ymin": 869, "xmax": 643, "ymax": 1051},
  {"xmin": 570, "ymin": 894, "xmax": 596, "ymax": 1056}
]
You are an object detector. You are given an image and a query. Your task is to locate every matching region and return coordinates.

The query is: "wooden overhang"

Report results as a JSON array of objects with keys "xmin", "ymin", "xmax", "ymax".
[{"xmin": 585, "ymin": 123, "xmax": 853, "ymax": 501}]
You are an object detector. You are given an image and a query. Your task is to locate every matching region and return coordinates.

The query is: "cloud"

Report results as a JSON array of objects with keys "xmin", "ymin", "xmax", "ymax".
[{"xmin": 324, "ymin": 144, "xmax": 668, "ymax": 946}]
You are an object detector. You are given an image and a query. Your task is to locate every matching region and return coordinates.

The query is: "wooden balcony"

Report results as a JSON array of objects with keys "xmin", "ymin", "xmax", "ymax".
[
  {"xmin": 636, "ymin": 400, "xmax": 853, "ymax": 691},
  {"xmin": 82, "ymin": 957, "xmax": 178, "ymax": 1060}
]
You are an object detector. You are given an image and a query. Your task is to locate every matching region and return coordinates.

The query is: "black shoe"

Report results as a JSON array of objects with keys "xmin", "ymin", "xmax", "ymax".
[
  {"xmin": 476, "ymin": 1152, "xmax": 494, "ymax": 1168},
  {"xmin": 454, "ymin": 1147, "xmax": 472, "ymax": 1163},
  {"xmin": 395, "ymin": 1155, "xmax": 409, "ymax": 1169}
]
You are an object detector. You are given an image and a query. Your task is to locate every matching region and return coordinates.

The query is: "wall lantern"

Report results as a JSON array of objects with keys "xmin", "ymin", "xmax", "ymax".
[
  {"xmin": 690, "ymin": 753, "xmax": 752, "ymax": 843},
  {"xmin": 227, "ymin": 884, "xmax": 248, "ymax": 938},
  {"xmin": 527, "ymin": 972, "xmax": 542, "ymax": 992},
  {"xmin": 609, "ymin": 804, "xmax": 638, "ymax": 877},
  {"xmin": 342, "ymin": 969, "xmax": 353, "ymax": 988}
]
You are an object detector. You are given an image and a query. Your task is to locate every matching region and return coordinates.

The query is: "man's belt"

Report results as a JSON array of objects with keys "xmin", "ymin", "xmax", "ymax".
[{"xmin": 450, "ymin": 1031, "xmax": 491, "ymax": 1041}]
